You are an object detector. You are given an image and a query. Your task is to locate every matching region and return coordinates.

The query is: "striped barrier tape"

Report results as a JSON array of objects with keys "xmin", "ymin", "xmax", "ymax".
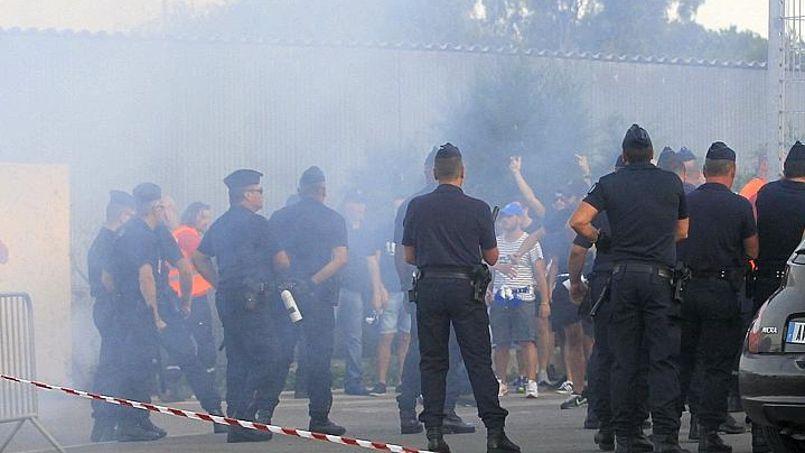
[{"xmin": 0, "ymin": 374, "xmax": 432, "ymax": 453}]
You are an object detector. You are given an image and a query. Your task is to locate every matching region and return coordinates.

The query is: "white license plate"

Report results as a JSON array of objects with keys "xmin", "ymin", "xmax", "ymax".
[{"xmin": 786, "ymin": 321, "xmax": 805, "ymax": 344}]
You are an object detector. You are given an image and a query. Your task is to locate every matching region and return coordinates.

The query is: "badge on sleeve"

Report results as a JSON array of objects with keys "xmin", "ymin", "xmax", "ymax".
[{"xmin": 587, "ymin": 183, "xmax": 598, "ymax": 196}]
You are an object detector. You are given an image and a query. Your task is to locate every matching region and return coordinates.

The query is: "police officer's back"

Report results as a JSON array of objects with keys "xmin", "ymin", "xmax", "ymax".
[
  {"xmin": 402, "ymin": 143, "xmax": 520, "ymax": 453},
  {"xmin": 570, "ymin": 125, "xmax": 689, "ymax": 452},
  {"xmin": 754, "ymin": 142, "xmax": 805, "ymax": 310},
  {"xmin": 678, "ymin": 142, "xmax": 758, "ymax": 452}
]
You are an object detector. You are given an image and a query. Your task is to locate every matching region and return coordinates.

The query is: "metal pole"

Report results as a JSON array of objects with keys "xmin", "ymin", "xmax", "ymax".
[{"xmin": 768, "ymin": 0, "xmax": 785, "ymax": 163}]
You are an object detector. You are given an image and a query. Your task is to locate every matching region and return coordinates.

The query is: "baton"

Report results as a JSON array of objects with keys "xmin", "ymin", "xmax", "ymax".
[{"xmin": 589, "ymin": 275, "xmax": 612, "ymax": 318}]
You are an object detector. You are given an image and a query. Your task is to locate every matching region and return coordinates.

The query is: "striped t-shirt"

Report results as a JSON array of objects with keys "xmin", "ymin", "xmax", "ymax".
[{"xmin": 493, "ymin": 232, "xmax": 544, "ymax": 301}]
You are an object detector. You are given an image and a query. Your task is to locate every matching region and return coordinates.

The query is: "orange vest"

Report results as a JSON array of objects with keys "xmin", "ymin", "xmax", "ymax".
[
  {"xmin": 168, "ymin": 225, "xmax": 213, "ymax": 297},
  {"xmin": 739, "ymin": 177, "xmax": 767, "ymax": 218}
]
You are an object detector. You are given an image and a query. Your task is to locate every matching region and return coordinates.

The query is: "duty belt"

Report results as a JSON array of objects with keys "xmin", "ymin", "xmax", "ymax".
[
  {"xmin": 690, "ymin": 268, "xmax": 744, "ymax": 280},
  {"xmin": 757, "ymin": 268, "xmax": 786, "ymax": 279},
  {"xmin": 612, "ymin": 262, "xmax": 672, "ymax": 279},
  {"xmin": 419, "ymin": 268, "xmax": 474, "ymax": 280}
]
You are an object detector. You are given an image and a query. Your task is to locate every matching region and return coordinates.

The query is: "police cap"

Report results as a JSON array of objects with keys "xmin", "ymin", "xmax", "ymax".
[
  {"xmin": 435, "ymin": 143, "xmax": 462, "ymax": 160},
  {"xmin": 677, "ymin": 146, "xmax": 697, "ymax": 162},
  {"xmin": 224, "ymin": 169, "xmax": 263, "ymax": 190},
  {"xmin": 706, "ymin": 142, "xmax": 736, "ymax": 161},
  {"xmin": 299, "ymin": 166, "xmax": 326, "ymax": 188},
  {"xmin": 109, "ymin": 190, "xmax": 135, "ymax": 208},
  {"xmin": 132, "ymin": 183, "xmax": 162, "ymax": 203},
  {"xmin": 786, "ymin": 141, "xmax": 805, "ymax": 163},
  {"xmin": 657, "ymin": 147, "xmax": 676, "ymax": 170},
  {"xmin": 622, "ymin": 124, "xmax": 652, "ymax": 151}
]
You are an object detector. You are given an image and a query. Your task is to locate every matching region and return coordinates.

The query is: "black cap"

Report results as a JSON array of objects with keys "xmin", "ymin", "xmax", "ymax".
[
  {"xmin": 622, "ymin": 124, "xmax": 652, "ymax": 151},
  {"xmin": 657, "ymin": 147, "xmax": 677, "ymax": 170},
  {"xmin": 787, "ymin": 141, "xmax": 805, "ymax": 163},
  {"xmin": 706, "ymin": 142, "xmax": 736, "ymax": 161},
  {"xmin": 224, "ymin": 169, "xmax": 263, "ymax": 190},
  {"xmin": 132, "ymin": 183, "xmax": 162, "ymax": 203},
  {"xmin": 299, "ymin": 166, "xmax": 326, "ymax": 188},
  {"xmin": 677, "ymin": 146, "xmax": 697, "ymax": 162},
  {"xmin": 109, "ymin": 190, "xmax": 135, "ymax": 208},
  {"xmin": 435, "ymin": 142, "xmax": 462, "ymax": 159},
  {"xmin": 614, "ymin": 154, "xmax": 626, "ymax": 169}
]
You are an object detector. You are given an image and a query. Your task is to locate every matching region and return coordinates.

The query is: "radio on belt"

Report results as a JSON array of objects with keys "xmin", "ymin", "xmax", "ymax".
[{"xmin": 281, "ymin": 290, "xmax": 303, "ymax": 323}]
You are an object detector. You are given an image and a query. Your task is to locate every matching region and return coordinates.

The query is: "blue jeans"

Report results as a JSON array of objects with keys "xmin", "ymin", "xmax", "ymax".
[{"xmin": 337, "ymin": 288, "xmax": 364, "ymax": 388}]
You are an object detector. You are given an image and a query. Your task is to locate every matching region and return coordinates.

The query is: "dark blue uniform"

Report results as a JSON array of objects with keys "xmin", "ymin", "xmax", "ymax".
[
  {"xmin": 754, "ymin": 179, "xmax": 805, "ymax": 310},
  {"xmin": 197, "ymin": 205, "xmax": 280, "ymax": 421},
  {"xmin": 402, "ymin": 183, "xmax": 508, "ymax": 431},
  {"xmin": 583, "ymin": 161, "xmax": 687, "ymax": 441},
  {"xmin": 678, "ymin": 181, "xmax": 756, "ymax": 434},
  {"xmin": 265, "ymin": 196, "xmax": 347, "ymax": 422}
]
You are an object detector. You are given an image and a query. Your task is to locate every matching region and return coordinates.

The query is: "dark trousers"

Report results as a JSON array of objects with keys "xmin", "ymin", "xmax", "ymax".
[
  {"xmin": 679, "ymin": 279, "xmax": 743, "ymax": 431},
  {"xmin": 91, "ymin": 297, "xmax": 122, "ymax": 423},
  {"xmin": 588, "ymin": 272, "xmax": 650, "ymax": 434},
  {"xmin": 216, "ymin": 291, "xmax": 280, "ymax": 419},
  {"xmin": 115, "ymin": 304, "xmax": 160, "ymax": 426},
  {"xmin": 416, "ymin": 277, "xmax": 508, "ymax": 430},
  {"xmin": 396, "ymin": 303, "xmax": 469, "ymax": 413},
  {"xmin": 609, "ymin": 267, "xmax": 681, "ymax": 438},
  {"xmin": 261, "ymin": 290, "xmax": 336, "ymax": 420}
]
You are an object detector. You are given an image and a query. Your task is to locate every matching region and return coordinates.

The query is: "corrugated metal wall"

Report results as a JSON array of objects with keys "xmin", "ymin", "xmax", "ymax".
[{"xmin": 0, "ymin": 30, "xmax": 769, "ymax": 279}]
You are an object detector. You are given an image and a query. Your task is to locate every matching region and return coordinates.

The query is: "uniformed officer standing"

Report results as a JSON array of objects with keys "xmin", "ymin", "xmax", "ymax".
[
  {"xmin": 87, "ymin": 190, "xmax": 135, "ymax": 443},
  {"xmin": 570, "ymin": 125, "xmax": 690, "ymax": 452},
  {"xmin": 192, "ymin": 169, "xmax": 280, "ymax": 443},
  {"xmin": 402, "ymin": 143, "xmax": 519, "ymax": 453},
  {"xmin": 677, "ymin": 142, "xmax": 758, "ymax": 453},
  {"xmin": 265, "ymin": 166, "xmax": 348, "ymax": 436}
]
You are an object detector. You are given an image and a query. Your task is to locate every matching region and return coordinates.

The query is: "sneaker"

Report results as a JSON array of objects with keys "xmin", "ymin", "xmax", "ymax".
[
  {"xmin": 497, "ymin": 379, "xmax": 509, "ymax": 397},
  {"xmin": 525, "ymin": 380, "xmax": 539, "ymax": 399},
  {"xmin": 511, "ymin": 376, "xmax": 526, "ymax": 394},
  {"xmin": 560, "ymin": 393, "xmax": 587, "ymax": 409},
  {"xmin": 369, "ymin": 383, "xmax": 387, "ymax": 397},
  {"xmin": 556, "ymin": 380, "xmax": 575, "ymax": 395}
]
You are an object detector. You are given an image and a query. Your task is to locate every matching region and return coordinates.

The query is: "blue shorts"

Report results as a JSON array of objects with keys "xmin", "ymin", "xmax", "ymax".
[{"xmin": 379, "ymin": 292, "xmax": 412, "ymax": 335}]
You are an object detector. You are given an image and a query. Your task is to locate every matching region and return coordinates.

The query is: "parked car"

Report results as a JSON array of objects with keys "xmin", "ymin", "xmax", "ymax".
[{"xmin": 740, "ymin": 237, "xmax": 805, "ymax": 452}]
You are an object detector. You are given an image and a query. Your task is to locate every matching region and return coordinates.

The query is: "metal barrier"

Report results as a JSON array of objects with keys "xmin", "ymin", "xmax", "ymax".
[{"xmin": 0, "ymin": 293, "xmax": 64, "ymax": 452}]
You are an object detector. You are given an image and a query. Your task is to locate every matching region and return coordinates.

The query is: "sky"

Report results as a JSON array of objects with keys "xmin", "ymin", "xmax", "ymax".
[{"xmin": 0, "ymin": 0, "xmax": 769, "ymax": 38}]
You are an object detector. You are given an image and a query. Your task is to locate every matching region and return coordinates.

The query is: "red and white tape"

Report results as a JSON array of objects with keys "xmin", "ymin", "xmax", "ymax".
[{"xmin": 1, "ymin": 374, "xmax": 432, "ymax": 453}]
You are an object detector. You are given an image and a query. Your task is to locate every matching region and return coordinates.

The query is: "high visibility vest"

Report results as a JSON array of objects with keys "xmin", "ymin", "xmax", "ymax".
[
  {"xmin": 739, "ymin": 177, "xmax": 766, "ymax": 218},
  {"xmin": 168, "ymin": 225, "xmax": 213, "ymax": 297}
]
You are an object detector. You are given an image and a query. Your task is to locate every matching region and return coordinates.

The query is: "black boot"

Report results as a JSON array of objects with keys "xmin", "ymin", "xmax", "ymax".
[
  {"xmin": 210, "ymin": 408, "xmax": 229, "ymax": 434},
  {"xmin": 487, "ymin": 428, "xmax": 520, "ymax": 453},
  {"xmin": 595, "ymin": 430, "xmax": 615, "ymax": 451},
  {"xmin": 718, "ymin": 414, "xmax": 745, "ymax": 435},
  {"xmin": 227, "ymin": 410, "xmax": 271, "ymax": 443},
  {"xmin": 750, "ymin": 423, "xmax": 770, "ymax": 453},
  {"xmin": 615, "ymin": 436, "xmax": 635, "ymax": 453},
  {"xmin": 653, "ymin": 434, "xmax": 692, "ymax": 453},
  {"xmin": 400, "ymin": 410, "xmax": 424, "ymax": 435},
  {"xmin": 117, "ymin": 421, "xmax": 163, "ymax": 442},
  {"xmin": 138, "ymin": 419, "xmax": 167, "ymax": 439},
  {"xmin": 631, "ymin": 432, "xmax": 654, "ymax": 452},
  {"xmin": 698, "ymin": 428, "xmax": 732, "ymax": 453},
  {"xmin": 689, "ymin": 415, "xmax": 700, "ymax": 441},
  {"xmin": 309, "ymin": 417, "xmax": 346, "ymax": 436},
  {"xmin": 90, "ymin": 419, "xmax": 116, "ymax": 443},
  {"xmin": 443, "ymin": 410, "xmax": 475, "ymax": 434},
  {"xmin": 426, "ymin": 427, "xmax": 451, "ymax": 453}
]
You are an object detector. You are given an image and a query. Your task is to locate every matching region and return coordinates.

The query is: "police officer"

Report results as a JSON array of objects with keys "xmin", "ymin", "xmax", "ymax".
[
  {"xmin": 192, "ymin": 169, "xmax": 280, "ymax": 443},
  {"xmin": 570, "ymin": 125, "xmax": 690, "ymax": 452},
  {"xmin": 677, "ymin": 142, "xmax": 758, "ymax": 453},
  {"xmin": 87, "ymin": 190, "xmax": 135, "ymax": 442},
  {"xmin": 264, "ymin": 166, "xmax": 348, "ymax": 436},
  {"xmin": 395, "ymin": 148, "xmax": 475, "ymax": 437},
  {"xmin": 109, "ymin": 183, "xmax": 185, "ymax": 442},
  {"xmin": 402, "ymin": 143, "xmax": 519, "ymax": 453}
]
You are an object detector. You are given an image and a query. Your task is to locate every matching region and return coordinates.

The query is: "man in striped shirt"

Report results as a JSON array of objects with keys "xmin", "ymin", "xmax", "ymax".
[{"xmin": 490, "ymin": 202, "xmax": 550, "ymax": 399}]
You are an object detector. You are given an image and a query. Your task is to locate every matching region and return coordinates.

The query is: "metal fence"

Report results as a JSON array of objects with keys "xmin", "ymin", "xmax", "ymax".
[
  {"xmin": 0, "ymin": 293, "xmax": 63, "ymax": 453},
  {"xmin": 770, "ymin": 0, "xmax": 805, "ymax": 156}
]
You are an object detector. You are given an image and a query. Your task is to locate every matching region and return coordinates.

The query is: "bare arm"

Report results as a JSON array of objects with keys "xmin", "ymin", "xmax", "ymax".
[
  {"xmin": 311, "ymin": 246, "xmax": 348, "ymax": 285},
  {"xmin": 274, "ymin": 250, "xmax": 291, "ymax": 272},
  {"xmin": 514, "ymin": 227, "xmax": 545, "ymax": 258},
  {"xmin": 483, "ymin": 247, "xmax": 499, "ymax": 266},
  {"xmin": 138, "ymin": 264, "xmax": 165, "ymax": 330},
  {"xmin": 675, "ymin": 218, "xmax": 690, "ymax": 242},
  {"xmin": 510, "ymin": 156, "xmax": 547, "ymax": 218},
  {"xmin": 101, "ymin": 269, "xmax": 115, "ymax": 293},
  {"xmin": 175, "ymin": 257, "xmax": 194, "ymax": 314},
  {"xmin": 367, "ymin": 252, "xmax": 387, "ymax": 311},
  {"xmin": 192, "ymin": 250, "xmax": 219, "ymax": 288},
  {"xmin": 568, "ymin": 244, "xmax": 590, "ymax": 304},
  {"xmin": 534, "ymin": 258, "xmax": 551, "ymax": 318},
  {"xmin": 743, "ymin": 234, "xmax": 759, "ymax": 260},
  {"xmin": 404, "ymin": 246, "xmax": 416, "ymax": 265},
  {"xmin": 569, "ymin": 201, "xmax": 601, "ymax": 242}
]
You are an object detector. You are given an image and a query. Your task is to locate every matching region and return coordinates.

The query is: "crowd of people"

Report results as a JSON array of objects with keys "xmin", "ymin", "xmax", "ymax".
[{"xmin": 83, "ymin": 126, "xmax": 805, "ymax": 453}]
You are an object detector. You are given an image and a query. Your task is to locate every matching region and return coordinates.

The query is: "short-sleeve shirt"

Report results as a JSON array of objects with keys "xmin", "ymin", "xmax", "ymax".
[
  {"xmin": 87, "ymin": 227, "xmax": 119, "ymax": 298},
  {"xmin": 583, "ymin": 162, "xmax": 688, "ymax": 268},
  {"xmin": 267, "ymin": 197, "xmax": 348, "ymax": 280},
  {"xmin": 573, "ymin": 211, "xmax": 614, "ymax": 273},
  {"xmin": 679, "ymin": 183, "xmax": 756, "ymax": 271},
  {"xmin": 342, "ymin": 223, "xmax": 373, "ymax": 292},
  {"xmin": 402, "ymin": 184, "xmax": 496, "ymax": 269},
  {"xmin": 109, "ymin": 218, "xmax": 164, "ymax": 303},
  {"xmin": 197, "ymin": 205, "xmax": 277, "ymax": 291},
  {"xmin": 756, "ymin": 179, "xmax": 805, "ymax": 268},
  {"xmin": 493, "ymin": 232, "xmax": 543, "ymax": 301}
]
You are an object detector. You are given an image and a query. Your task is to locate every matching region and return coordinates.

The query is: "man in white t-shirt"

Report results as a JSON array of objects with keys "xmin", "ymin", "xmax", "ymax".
[{"xmin": 489, "ymin": 202, "xmax": 550, "ymax": 399}]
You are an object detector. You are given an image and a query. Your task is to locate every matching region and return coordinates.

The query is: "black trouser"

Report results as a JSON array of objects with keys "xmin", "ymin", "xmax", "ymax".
[
  {"xmin": 115, "ymin": 303, "xmax": 160, "ymax": 426},
  {"xmin": 396, "ymin": 303, "xmax": 470, "ymax": 414},
  {"xmin": 679, "ymin": 278, "xmax": 743, "ymax": 431},
  {"xmin": 216, "ymin": 289, "xmax": 281, "ymax": 419},
  {"xmin": 260, "ymin": 288, "xmax": 336, "ymax": 421},
  {"xmin": 609, "ymin": 265, "xmax": 681, "ymax": 438},
  {"xmin": 161, "ymin": 295, "xmax": 218, "ymax": 392},
  {"xmin": 158, "ymin": 297, "xmax": 222, "ymax": 414},
  {"xmin": 416, "ymin": 277, "xmax": 508, "ymax": 430},
  {"xmin": 588, "ymin": 272, "xmax": 650, "ymax": 434},
  {"xmin": 91, "ymin": 296, "xmax": 122, "ymax": 424}
]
